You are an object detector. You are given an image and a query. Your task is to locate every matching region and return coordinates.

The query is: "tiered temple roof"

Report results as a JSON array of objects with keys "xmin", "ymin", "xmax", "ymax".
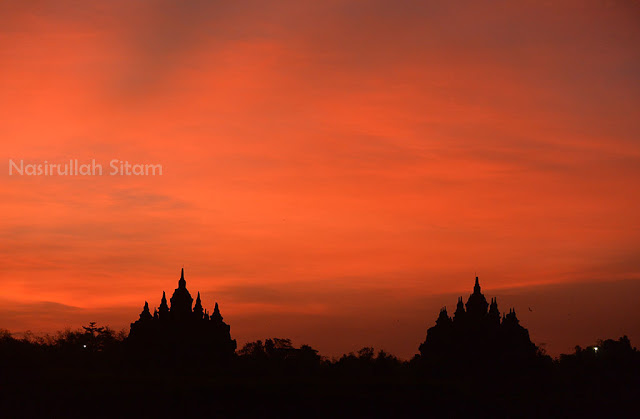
[
  {"xmin": 419, "ymin": 276, "xmax": 537, "ymax": 364},
  {"xmin": 129, "ymin": 269, "xmax": 237, "ymax": 361}
]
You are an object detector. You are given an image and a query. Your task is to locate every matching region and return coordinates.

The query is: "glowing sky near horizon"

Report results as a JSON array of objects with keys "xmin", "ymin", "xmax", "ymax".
[{"xmin": 1, "ymin": 0, "xmax": 639, "ymax": 357}]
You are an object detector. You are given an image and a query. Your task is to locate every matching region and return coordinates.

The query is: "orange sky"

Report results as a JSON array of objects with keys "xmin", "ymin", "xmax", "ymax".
[{"xmin": 1, "ymin": 0, "xmax": 639, "ymax": 358}]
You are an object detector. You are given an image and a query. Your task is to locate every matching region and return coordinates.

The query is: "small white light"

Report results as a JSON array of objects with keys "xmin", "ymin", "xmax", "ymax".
[
  {"xmin": 83, "ymin": 344, "xmax": 87, "ymax": 348},
  {"xmin": 593, "ymin": 346, "xmax": 599, "ymax": 352}
]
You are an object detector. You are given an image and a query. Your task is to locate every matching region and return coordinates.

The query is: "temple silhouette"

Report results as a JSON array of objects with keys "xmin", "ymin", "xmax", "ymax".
[
  {"xmin": 128, "ymin": 268, "xmax": 237, "ymax": 361},
  {"xmin": 419, "ymin": 276, "xmax": 537, "ymax": 367}
]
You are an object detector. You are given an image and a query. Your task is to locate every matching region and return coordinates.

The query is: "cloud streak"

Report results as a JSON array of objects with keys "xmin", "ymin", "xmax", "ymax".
[{"xmin": 0, "ymin": 0, "xmax": 638, "ymax": 357}]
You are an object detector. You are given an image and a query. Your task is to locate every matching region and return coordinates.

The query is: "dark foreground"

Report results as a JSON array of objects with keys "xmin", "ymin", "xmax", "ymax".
[{"xmin": 1, "ymin": 330, "xmax": 638, "ymax": 418}]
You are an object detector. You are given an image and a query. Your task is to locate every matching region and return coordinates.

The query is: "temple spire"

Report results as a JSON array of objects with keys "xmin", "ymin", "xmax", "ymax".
[
  {"xmin": 139, "ymin": 301, "xmax": 153, "ymax": 321},
  {"xmin": 179, "ymin": 268, "xmax": 186, "ymax": 289},
  {"xmin": 212, "ymin": 302, "xmax": 223, "ymax": 322},
  {"xmin": 193, "ymin": 291, "xmax": 204, "ymax": 320},
  {"xmin": 158, "ymin": 291, "xmax": 169, "ymax": 320},
  {"xmin": 466, "ymin": 276, "xmax": 489, "ymax": 316},
  {"xmin": 171, "ymin": 268, "xmax": 193, "ymax": 316}
]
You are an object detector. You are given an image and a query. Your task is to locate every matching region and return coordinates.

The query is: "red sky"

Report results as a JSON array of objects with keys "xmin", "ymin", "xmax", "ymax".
[{"xmin": 1, "ymin": 0, "xmax": 639, "ymax": 358}]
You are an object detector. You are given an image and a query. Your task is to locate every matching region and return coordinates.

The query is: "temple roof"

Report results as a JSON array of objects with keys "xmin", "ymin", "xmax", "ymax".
[
  {"xmin": 170, "ymin": 268, "xmax": 193, "ymax": 314},
  {"xmin": 465, "ymin": 276, "xmax": 489, "ymax": 316}
]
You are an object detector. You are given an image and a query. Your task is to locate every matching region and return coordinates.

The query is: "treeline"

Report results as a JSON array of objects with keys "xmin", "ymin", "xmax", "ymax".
[
  {"xmin": 0, "ymin": 325, "xmax": 406, "ymax": 376},
  {"xmin": 1, "ymin": 325, "xmax": 638, "ymax": 417}
]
